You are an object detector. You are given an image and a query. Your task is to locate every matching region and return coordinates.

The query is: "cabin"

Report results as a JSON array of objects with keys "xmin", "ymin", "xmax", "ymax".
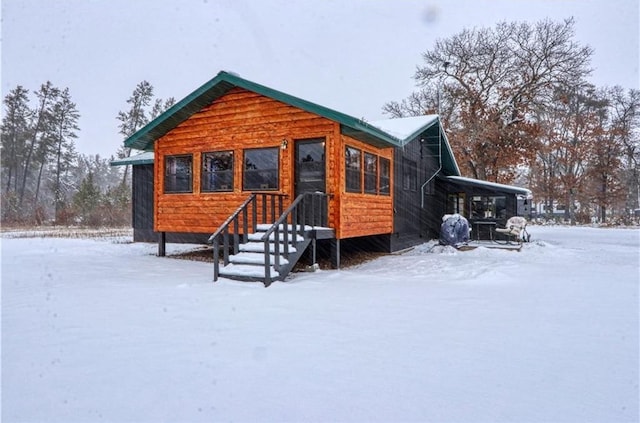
[{"xmin": 112, "ymin": 71, "xmax": 531, "ymax": 285}]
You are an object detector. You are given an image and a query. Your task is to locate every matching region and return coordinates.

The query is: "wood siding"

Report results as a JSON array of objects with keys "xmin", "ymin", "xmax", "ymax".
[
  {"xmin": 153, "ymin": 88, "xmax": 394, "ymax": 239},
  {"xmin": 337, "ymin": 135, "xmax": 394, "ymax": 239}
]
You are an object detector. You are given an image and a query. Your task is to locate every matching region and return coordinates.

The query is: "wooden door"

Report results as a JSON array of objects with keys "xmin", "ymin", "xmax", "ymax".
[{"xmin": 295, "ymin": 138, "xmax": 327, "ymax": 225}]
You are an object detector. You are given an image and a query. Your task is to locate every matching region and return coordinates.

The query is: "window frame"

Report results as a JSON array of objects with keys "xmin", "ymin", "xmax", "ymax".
[
  {"xmin": 471, "ymin": 195, "xmax": 507, "ymax": 219},
  {"xmin": 164, "ymin": 154, "xmax": 193, "ymax": 194},
  {"xmin": 345, "ymin": 146, "xmax": 362, "ymax": 193},
  {"xmin": 201, "ymin": 150, "xmax": 234, "ymax": 192},
  {"xmin": 403, "ymin": 158, "xmax": 417, "ymax": 191},
  {"xmin": 364, "ymin": 152, "xmax": 378, "ymax": 194},
  {"xmin": 242, "ymin": 147, "xmax": 279, "ymax": 191},
  {"xmin": 379, "ymin": 157, "xmax": 390, "ymax": 196}
]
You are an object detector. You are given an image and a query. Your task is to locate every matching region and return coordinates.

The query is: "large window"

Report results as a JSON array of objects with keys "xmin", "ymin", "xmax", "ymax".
[
  {"xmin": 379, "ymin": 157, "xmax": 390, "ymax": 195},
  {"xmin": 243, "ymin": 147, "xmax": 279, "ymax": 191},
  {"xmin": 471, "ymin": 195, "xmax": 506, "ymax": 219},
  {"xmin": 345, "ymin": 146, "xmax": 361, "ymax": 192},
  {"xmin": 447, "ymin": 193, "xmax": 465, "ymax": 215},
  {"xmin": 202, "ymin": 151, "xmax": 233, "ymax": 192},
  {"xmin": 164, "ymin": 155, "xmax": 192, "ymax": 193},
  {"xmin": 364, "ymin": 152, "xmax": 378, "ymax": 194}
]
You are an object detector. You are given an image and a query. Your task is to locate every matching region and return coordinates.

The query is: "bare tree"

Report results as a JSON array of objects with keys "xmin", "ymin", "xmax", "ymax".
[
  {"xmin": 607, "ymin": 87, "xmax": 640, "ymax": 218},
  {"xmin": 384, "ymin": 18, "xmax": 593, "ymax": 184}
]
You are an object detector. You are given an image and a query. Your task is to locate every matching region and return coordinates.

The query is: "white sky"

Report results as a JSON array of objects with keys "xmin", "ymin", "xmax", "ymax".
[{"xmin": 2, "ymin": 0, "xmax": 639, "ymax": 158}]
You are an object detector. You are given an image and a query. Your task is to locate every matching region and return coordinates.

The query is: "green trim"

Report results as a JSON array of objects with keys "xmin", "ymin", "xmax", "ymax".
[
  {"xmin": 420, "ymin": 119, "xmax": 461, "ymax": 176},
  {"xmin": 121, "ymin": 70, "xmax": 461, "ymax": 178},
  {"xmin": 110, "ymin": 151, "xmax": 154, "ymax": 167}
]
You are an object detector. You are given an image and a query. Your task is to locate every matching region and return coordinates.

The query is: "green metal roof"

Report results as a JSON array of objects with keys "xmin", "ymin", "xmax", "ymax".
[
  {"xmin": 445, "ymin": 176, "xmax": 532, "ymax": 196},
  {"xmin": 110, "ymin": 151, "xmax": 154, "ymax": 167},
  {"xmin": 122, "ymin": 70, "xmax": 461, "ymax": 177},
  {"xmin": 367, "ymin": 115, "xmax": 460, "ymax": 176},
  {"xmin": 124, "ymin": 70, "xmax": 403, "ymax": 151}
]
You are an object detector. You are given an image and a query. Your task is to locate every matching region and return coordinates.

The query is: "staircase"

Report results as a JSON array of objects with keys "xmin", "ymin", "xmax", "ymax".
[{"xmin": 209, "ymin": 192, "xmax": 331, "ymax": 286}]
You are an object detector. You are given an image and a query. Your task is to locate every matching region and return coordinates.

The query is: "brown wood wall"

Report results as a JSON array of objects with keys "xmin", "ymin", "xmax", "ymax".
[
  {"xmin": 154, "ymin": 87, "xmax": 394, "ymax": 239},
  {"xmin": 336, "ymin": 136, "xmax": 394, "ymax": 239}
]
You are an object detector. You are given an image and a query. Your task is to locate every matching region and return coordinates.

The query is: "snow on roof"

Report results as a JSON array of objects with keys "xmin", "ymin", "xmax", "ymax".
[
  {"xmin": 368, "ymin": 115, "xmax": 439, "ymax": 142},
  {"xmin": 446, "ymin": 175, "xmax": 532, "ymax": 196},
  {"xmin": 110, "ymin": 151, "xmax": 154, "ymax": 166}
]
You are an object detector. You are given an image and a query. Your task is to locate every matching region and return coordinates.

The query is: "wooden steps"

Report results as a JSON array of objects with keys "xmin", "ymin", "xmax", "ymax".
[{"xmin": 215, "ymin": 224, "xmax": 311, "ymax": 285}]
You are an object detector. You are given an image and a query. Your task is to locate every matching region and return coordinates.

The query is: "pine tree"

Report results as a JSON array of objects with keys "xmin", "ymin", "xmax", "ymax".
[
  {"xmin": 19, "ymin": 81, "xmax": 59, "ymax": 209},
  {"xmin": 0, "ymin": 86, "xmax": 31, "ymax": 221},
  {"xmin": 116, "ymin": 81, "xmax": 154, "ymax": 186},
  {"xmin": 116, "ymin": 82, "xmax": 175, "ymax": 187},
  {"xmin": 73, "ymin": 171, "xmax": 101, "ymax": 226},
  {"xmin": 49, "ymin": 88, "xmax": 80, "ymax": 224}
]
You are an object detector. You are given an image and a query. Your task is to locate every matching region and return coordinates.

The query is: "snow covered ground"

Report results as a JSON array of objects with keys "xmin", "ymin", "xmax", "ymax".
[{"xmin": 2, "ymin": 225, "xmax": 638, "ymax": 422}]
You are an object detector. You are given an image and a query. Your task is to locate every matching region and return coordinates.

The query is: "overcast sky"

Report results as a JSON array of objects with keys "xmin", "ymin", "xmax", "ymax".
[{"xmin": 2, "ymin": 0, "xmax": 639, "ymax": 158}]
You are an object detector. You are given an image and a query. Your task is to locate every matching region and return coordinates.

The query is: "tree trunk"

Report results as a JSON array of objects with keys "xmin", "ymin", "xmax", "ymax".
[
  {"xmin": 34, "ymin": 160, "xmax": 45, "ymax": 207},
  {"xmin": 569, "ymin": 189, "xmax": 576, "ymax": 226}
]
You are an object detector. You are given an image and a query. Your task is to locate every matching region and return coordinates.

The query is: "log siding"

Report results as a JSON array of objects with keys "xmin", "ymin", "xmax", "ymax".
[{"xmin": 153, "ymin": 88, "xmax": 394, "ymax": 239}]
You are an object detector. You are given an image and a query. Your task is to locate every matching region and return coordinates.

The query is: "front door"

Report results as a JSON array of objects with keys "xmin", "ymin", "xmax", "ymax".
[
  {"xmin": 295, "ymin": 138, "xmax": 326, "ymax": 195},
  {"xmin": 295, "ymin": 138, "xmax": 327, "ymax": 225}
]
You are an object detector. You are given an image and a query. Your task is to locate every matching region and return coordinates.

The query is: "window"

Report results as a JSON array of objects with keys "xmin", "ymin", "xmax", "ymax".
[
  {"xmin": 471, "ymin": 195, "xmax": 507, "ymax": 219},
  {"xmin": 243, "ymin": 147, "xmax": 279, "ymax": 191},
  {"xmin": 379, "ymin": 157, "xmax": 390, "ymax": 195},
  {"xmin": 164, "ymin": 155, "xmax": 192, "ymax": 193},
  {"xmin": 345, "ymin": 146, "xmax": 361, "ymax": 192},
  {"xmin": 202, "ymin": 151, "xmax": 233, "ymax": 192},
  {"xmin": 403, "ymin": 159, "xmax": 417, "ymax": 191},
  {"xmin": 364, "ymin": 153, "xmax": 378, "ymax": 194},
  {"xmin": 447, "ymin": 193, "xmax": 465, "ymax": 215}
]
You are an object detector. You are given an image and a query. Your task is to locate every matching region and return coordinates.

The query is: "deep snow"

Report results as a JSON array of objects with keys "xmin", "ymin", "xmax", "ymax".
[{"xmin": 2, "ymin": 226, "xmax": 638, "ymax": 422}]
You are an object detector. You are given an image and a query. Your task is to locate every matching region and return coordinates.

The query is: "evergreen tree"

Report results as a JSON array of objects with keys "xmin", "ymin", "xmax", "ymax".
[
  {"xmin": 116, "ymin": 81, "xmax": 154, "ymax": 186},
  {"xmin": 0, "ymin": 86, "xmax": 31, "ymax": 221},
  {"xmin": 49, "ymin": 88, "xmax": 80, "ymax": 224},
  {"xmin": 72, "ymin": 171, "xmax": 101, "ymax": 226},
  {"xmin": 116, "ymin": 81, "xmax": 174, "ymax": 186},
  {"xmin": 19, "ymin": 81, "xmax": 59, "ymax": 209}
]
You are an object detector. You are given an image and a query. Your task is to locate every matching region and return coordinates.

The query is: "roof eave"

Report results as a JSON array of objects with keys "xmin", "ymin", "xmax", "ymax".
[
  {"xmin": 445, "ymin": 175, "xmax": 531, "ymax": 196},
  {"xmin": 124, "ymin": 74, "xmax": 236, "ymax": 150},
  {"xmin": 123, "ymin": 70, "xmax": 404, "ymax": 151}
]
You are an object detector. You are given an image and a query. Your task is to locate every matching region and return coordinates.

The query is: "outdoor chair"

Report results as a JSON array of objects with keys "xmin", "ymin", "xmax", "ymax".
[{"xmin": 495, "ymin": 216, "xmax": 530, "ymax": 243}]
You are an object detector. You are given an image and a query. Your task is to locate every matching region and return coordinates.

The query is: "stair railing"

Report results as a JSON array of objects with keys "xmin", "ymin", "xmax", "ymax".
[
  {"xmin": 209, "ymin": 193, "xmax": 286, "ymax": 281},
  {"xmin": 261, "ymin": 192, "xmax": 329, "ymax": 285}
]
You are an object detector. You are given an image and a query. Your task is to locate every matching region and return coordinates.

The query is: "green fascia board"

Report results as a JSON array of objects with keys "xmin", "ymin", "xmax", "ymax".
[
  {"xmin": 124, "ymin": 70, "xmax": 403, "ymax": 151},
  {"xmin": 421, "ymin": 120, "xmax": 461, "ymax": 177},
  {"xmin": 110, "ymin": 151, "xmax": 154, "ymax": 166}
]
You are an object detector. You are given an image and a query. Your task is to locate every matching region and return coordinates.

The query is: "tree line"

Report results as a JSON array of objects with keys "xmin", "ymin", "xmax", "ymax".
[
  {"xmin": 384, "ymin": 18, "xmax": 639, "ymax": 224},
  {"xmin": 1, "ymin": 80, "xmax": 173, "ymax": 226},
  {"xmin": 3, "ymin": 18, "xmax": 638, "ymax": 228}
]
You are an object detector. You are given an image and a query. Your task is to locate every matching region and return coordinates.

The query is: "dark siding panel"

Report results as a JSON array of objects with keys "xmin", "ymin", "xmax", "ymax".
[
  {"xmin": 132, "ymin": 164, "xmax": 154, "ymax": 242},
  {"xmin": 391, "ymin": 137, "xmax": 443, "ymax": 251},
  {"xmin": 132, "ymin": 164, "xmax": 154, "ymax": 230}
]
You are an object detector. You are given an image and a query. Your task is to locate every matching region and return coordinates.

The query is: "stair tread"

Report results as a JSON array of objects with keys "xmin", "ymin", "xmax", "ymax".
[
  {"xmin": 255, "ymin": 223, "xmax": 310, "ymax": 231},
  {"xmin": 219, "ymin": 263, "xmax": 279, "ymax": 278},
  {"xmin": 230, "ymin": 252, "xmax": 290, "ymax": 265},
  {"xmin": 247, "ymin": 232, "xmax": 305, "ymax": 242},
  {"xmin": 239, "ymin": 243, "xmax": 298, "ymax": 253},
  {"xmin": 255, "ymin": 223, "xmax": 333, "ymax": 231}
]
